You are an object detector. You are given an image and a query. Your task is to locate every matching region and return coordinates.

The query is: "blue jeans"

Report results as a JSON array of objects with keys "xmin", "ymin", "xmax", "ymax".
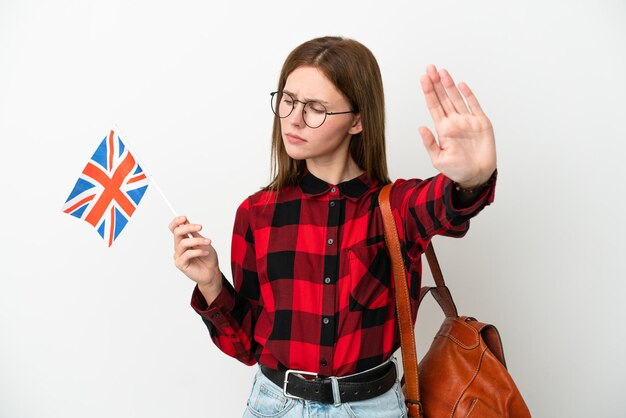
[{"xmin": 242, "ymin": 360, "xmax": 408, "ymax": 418}]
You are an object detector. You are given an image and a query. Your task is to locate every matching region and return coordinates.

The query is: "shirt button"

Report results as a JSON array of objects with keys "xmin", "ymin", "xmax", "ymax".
[
  {"xmin": 327, "ymin": 238, "xmax": 334, "ymax": 245},
  {"xmin": 322, "ymin": 317, "xmax": 330, "ymax": 325},
  {"xmin": 324, "ymin": 277, "xmax": 331, "ymax": 284},
  {"xmin": 321, "ymin": 359, "xmax": 328, "ymax": 367},
  {"xmin": 329, "ymin": 201, "xmax": 336, "ymax": 207},
  {"xmin": 330, "ymin": 187, "xmax": 337, "ymax": 193}
]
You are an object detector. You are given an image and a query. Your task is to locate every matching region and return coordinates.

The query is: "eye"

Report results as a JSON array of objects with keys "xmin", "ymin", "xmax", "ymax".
[{"xmin": 308, "ymin": 103, "xmax": 326, "ymax": 114}]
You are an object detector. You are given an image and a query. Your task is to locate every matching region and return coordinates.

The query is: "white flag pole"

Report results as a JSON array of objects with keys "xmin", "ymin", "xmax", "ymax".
[{"xmin": 112, "ymin": 124, "xmax": 180, "ymax": 218}]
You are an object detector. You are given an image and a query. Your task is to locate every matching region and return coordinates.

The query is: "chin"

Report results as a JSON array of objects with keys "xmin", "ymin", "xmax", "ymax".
[
  {"xmin": 285, "ymin": 151, "xmax": 307, "ymax": 161},
  {"xmin": 283, "ymin": 143, "xmax": 309, "ymax": 161}
]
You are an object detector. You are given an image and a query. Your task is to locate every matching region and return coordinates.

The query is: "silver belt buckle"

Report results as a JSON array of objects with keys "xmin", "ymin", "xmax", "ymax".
[{"xmin": 283, "ymin": 369, "xmax": 318, "ymax": 400}]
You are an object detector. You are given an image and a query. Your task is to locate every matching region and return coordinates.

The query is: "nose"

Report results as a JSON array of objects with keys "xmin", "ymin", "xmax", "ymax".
[{"xmin": 287, "ymin": 101, "xmax": 306, "ymax": 127}]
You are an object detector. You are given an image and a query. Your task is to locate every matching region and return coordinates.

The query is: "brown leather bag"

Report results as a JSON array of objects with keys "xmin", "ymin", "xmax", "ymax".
[{"xmin": 379, "ymin": 184, "xmax": 531, "ymax": 418}]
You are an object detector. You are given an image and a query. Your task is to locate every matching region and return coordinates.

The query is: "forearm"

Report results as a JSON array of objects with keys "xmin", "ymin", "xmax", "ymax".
[
  {"xmin": 391, "ymin": 170, "xmax": 497, "ymax": 255},
  {"xmin": 191, "ymin": 274, "xmax": 259, "ymax": 366}
]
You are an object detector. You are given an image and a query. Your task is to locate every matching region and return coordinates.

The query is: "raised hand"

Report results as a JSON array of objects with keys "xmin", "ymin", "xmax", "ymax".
[
  {"xmin": 169, "ymin": 216, "xmax": 223, "ymax": 299},
  {"xmin": 419, "ymin": 64, "xmax": 497, "ymax": 188}
]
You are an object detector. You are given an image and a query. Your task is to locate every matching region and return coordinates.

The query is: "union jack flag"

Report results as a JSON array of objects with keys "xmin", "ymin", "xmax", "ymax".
[{"xmin": 63, "ymin": 130, "xmax": 149, "ymax": 246}]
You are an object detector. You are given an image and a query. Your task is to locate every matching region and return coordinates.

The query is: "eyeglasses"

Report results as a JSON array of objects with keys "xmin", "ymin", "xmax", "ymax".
[{"xmin": 270, "ymin": 91, "xmax": 357, "ymax": 129}]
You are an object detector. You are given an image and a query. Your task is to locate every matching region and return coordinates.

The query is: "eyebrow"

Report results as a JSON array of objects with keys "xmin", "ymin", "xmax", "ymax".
[{"xmin": 283, "ymin": 89, "xmax": 329, "ymax": 105}]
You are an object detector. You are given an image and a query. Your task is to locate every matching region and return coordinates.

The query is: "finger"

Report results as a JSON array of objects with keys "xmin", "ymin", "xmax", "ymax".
[
  {"xmin": 180, "ymin": 237, "xmax": 211, "ymax": 250},
  {"xmin": 426, "ymin": 64, "xmax": 455, "ymax": 116},
  {"xmin": 175, "ymin": 249, "xmax": 210, "ymax": 270},
  {"xmin": 174, "ymin": 223, "xmax": 203, "ymax": 238},
  {"xmin": 420, "ymin": 74, "xmax": 445, "ymax": 123},
  {"xmin": 458, "ymin": 82, "xmax": 485, "ymax": 116},
  {"xmin": 173, "ymin": 223, "xmax": 203, "ymax": 252},
  {"xmin": 419, "ymin": 126, "xmax": 440, "ymax": 161},
  {"xmin": 439, "ymin": 69, "xmax": 469, "ymax": 114},
  {"xmin": 168, "ymin": 215, "xmax": 188, "ymax": 233},
  {"xmin": 170, "ymin": 217, "xmax": 190, "ymax": 251},
  {"xmin": 175, "ymin": 236, "xmax": 210, "ymax": 259}
]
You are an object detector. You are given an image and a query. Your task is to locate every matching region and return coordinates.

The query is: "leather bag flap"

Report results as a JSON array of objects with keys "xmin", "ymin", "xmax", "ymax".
[
  {"xmin": 437, "ymin": 317, "xmax": 479, "ymax": 349},
  {"xmin": 463, "ymin": 317, "xmax": 508, "ymax": 368}
]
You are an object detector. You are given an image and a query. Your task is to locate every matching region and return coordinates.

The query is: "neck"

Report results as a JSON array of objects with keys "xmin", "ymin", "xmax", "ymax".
[{"xmin": 306, "ymin": 155, "xmax": 363, "ymax": 185}]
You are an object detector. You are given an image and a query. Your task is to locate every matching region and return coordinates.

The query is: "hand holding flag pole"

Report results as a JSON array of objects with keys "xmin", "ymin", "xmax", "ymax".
[{"xmin": 62, "ymin": 128, "xmax": 223, "ymax": 302}]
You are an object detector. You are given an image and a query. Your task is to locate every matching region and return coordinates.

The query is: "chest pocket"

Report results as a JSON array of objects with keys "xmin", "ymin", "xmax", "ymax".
[{"xmin": 346, "ymin": 242, "xmax": 392, "ymax": 310}]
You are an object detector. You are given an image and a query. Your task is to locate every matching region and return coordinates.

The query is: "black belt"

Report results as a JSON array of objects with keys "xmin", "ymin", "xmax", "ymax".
[{"xmin": 260, "ymin": 360, "xmax": 397, "ymax": 404}]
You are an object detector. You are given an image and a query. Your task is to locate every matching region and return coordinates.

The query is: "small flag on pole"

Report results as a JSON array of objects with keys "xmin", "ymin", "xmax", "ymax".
[{"xmin": 63, "ymin": 130, "xmax": 149, "ymax": 246}]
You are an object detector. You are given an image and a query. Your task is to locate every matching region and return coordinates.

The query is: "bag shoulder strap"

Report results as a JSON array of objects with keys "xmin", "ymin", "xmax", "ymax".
[
  {"xmin": 378, "ymin": 183, "xmax": 461, "ymax": 416},
  {"xmin": 378, "ymin": 184, "xmax": 422, "ymax": 416},
  {"xmin": 420, "ymin": 222, "xmax": 458, "ymax": 319}
]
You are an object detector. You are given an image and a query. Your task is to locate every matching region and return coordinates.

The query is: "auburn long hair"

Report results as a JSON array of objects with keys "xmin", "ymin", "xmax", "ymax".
[{"xmin": 266, "ymin": 36, "xmax": 390, "ymax": 190}]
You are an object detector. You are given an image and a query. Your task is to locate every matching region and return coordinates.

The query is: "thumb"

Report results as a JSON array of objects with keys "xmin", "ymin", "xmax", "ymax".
[{"xmin": 419, "ymin": 126, "xmax": 440, "ymax": 160}]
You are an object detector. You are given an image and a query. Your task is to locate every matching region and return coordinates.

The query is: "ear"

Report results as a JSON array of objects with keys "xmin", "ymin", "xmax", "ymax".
[{"xmin": 348, "ymin": 114, "xmax": 363, "ymax": 135}]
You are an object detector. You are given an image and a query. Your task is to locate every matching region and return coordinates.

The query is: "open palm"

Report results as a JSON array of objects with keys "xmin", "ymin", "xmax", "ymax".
[{"xmin": 419, "ymin": 65, "xmax": 496, "ymax": 188}]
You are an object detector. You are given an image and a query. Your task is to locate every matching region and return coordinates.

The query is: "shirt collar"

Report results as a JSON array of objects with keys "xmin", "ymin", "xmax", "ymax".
[{"xmin": 299, "ymin": 169, "xmax": 377, "ymax": 200}]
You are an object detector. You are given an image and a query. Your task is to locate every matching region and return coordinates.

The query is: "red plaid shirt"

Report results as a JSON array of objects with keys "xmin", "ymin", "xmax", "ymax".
[{"xmin": 191, "ymin": 170, "xmax": 496, "ymax": 377}]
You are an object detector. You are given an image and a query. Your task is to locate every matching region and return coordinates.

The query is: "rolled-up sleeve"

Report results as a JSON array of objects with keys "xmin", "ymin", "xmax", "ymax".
[{"xmin": 390, "ymin": 171, "xmax": 497, "ymax": 259}]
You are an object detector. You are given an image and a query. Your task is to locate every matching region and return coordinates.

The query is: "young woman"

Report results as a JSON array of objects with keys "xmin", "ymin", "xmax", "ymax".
[{"xmin": 169, "ymin": 36, "xmax": 497, "ymax": 417}]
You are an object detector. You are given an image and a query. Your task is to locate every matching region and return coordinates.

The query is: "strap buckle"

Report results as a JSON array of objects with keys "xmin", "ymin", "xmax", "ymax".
[
  {"xmin": 406, "ymin": 399, "xmax": 423, "ymax": 417},
  {"xmin": 283, "ymin": 369, "xmax": 318, "ymax": 400}
]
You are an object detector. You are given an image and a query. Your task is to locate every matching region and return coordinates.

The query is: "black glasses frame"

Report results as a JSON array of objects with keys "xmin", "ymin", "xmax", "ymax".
[{"xmin": 270, "ymin": 91, "xmax": 357, "ymax": 129}]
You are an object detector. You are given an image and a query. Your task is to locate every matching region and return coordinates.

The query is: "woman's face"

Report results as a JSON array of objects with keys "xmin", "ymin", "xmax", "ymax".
[{"xmin": 280, "ymin": 66, "xmax": 362, "ymax": 165}]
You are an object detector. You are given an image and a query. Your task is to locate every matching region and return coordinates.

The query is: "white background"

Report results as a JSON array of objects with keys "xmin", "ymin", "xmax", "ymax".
[{"xmin": 1, "ymin": 1, "xmax": 625, "ymax": 417}]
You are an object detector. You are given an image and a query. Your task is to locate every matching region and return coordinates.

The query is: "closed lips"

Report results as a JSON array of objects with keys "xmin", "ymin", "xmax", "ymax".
[{"xmin": 286, "ymin": 133, "xmax": 306, "ymax": 142}]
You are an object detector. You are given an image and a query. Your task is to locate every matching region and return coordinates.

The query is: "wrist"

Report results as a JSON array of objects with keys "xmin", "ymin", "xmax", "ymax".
[
  {"xmin": 454, "ymin": 169, "xmax": 497, "ymax": 192},
  {"xmin": 198, "ymin": 268, "xmax": 222, "ymax": 291},
  {"xmin": 198, "ymin": 276, "xmax": 223, "ymax": 306}
]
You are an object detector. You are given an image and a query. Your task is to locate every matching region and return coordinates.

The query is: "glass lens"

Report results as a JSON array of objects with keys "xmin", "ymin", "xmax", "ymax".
[
  {"xmin": 270, "ymin": 92, "xmax": 329, "ymax": 128},
  {"xmin": 271, "ymin": 91, "xmax": 294, "ymax": 118},
  {"xmin": 303, "ymin": 102, "xmax": 327, "ymax": 128}
]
